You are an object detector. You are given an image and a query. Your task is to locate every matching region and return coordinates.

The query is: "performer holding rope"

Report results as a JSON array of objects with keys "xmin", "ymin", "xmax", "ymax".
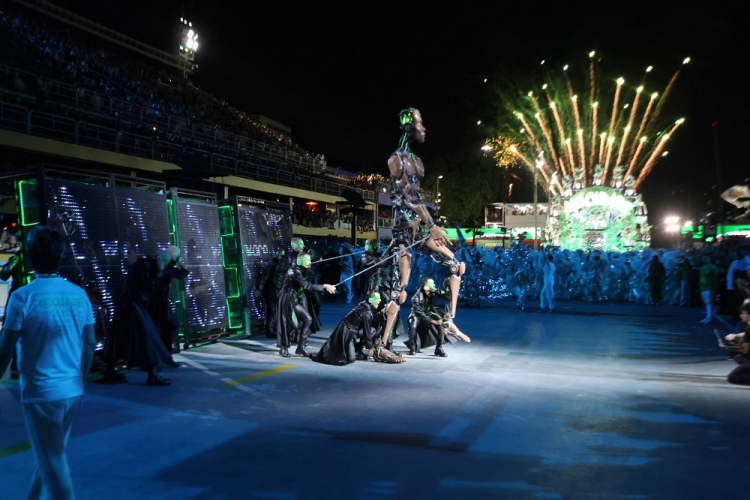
[
  {"xmin": 276, "ymin": 253, "xmax": 336, "ymax": 358},
  {"xmin": 380, "ymin": 108, "xmax": 465, "ymax": 346}
]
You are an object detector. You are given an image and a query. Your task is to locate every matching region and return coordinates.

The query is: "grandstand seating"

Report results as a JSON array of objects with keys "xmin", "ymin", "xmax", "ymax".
[{"xmin": 0, "ymin": 8, "xmax": 379, "ymax": 204}]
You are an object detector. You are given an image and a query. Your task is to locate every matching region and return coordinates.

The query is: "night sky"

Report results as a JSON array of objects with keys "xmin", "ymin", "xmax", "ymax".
[{"xmin": 49, "ymin": 1, "xmax": 749, "ymax": 233}]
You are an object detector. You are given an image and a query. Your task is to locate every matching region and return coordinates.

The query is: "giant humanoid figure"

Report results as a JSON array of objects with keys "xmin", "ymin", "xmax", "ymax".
[{"xmin": 381, "ymin": 108, "xmax": 465, "ymax": 344}]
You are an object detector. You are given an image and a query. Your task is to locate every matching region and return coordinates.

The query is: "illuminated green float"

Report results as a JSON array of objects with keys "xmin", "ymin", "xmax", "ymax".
[{"xmin": 551, "ymin": 186, "xmax": 650, "ymax": 251}]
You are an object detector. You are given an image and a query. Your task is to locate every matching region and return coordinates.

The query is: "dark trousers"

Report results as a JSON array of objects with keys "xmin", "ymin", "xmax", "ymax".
[
  {"xmin": 650, "ymin": 280, "xmax": 663, "ymax": 304},
  {"xmin": 728, "ymin": 355, "xmax": 750, "ymax": 385},
  {"xmin": 277, "ymin": 303, "xmax": 313, "ymax": 348},
  {"xmin": 408, "ymin": 318, "xmax": 443, "ymax": 350},
  {"xmin": 264, "ymin": 292, "xmax": 277, "ymax": 336}
]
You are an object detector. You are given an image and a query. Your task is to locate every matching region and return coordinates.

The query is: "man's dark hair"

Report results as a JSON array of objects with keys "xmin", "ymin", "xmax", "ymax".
[
  {"xmin": 740, "ymin": 302, "xmax": 750, "ymax": 316},
  {"xmin": 421, "ymin": 277, "xmax": 432, "ymax": 287},
  {"xmin": 26, "ymin": 226, "xmax": 65, "ymax": 274}
]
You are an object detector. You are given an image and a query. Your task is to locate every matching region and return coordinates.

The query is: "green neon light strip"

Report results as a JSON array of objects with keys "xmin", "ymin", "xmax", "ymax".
[
  {"xmin": 227, "ymin": 299, "xmax": 243, "ymax": 329},
  {"xmin": 227, "ymin": 268, "xmax": 240, "ymax": 298},
  {"xmin": 219, "ymin": 206, "xmax": 235, "ymax": 237},
  {"xmin": 167, "ymin": 199, "xmax": 177, "ymax": 236},
  {"xmin": 18, "ymin": 180, "xmax": 39, "ymax": 227}
]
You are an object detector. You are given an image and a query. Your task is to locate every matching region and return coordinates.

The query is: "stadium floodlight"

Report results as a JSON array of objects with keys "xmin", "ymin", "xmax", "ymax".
[{"xmin": 175, "ymin": 18, "xmax": 199, "ymax": 62}]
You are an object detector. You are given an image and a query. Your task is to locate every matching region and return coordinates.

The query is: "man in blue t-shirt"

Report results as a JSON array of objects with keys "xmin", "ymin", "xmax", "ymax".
[{"xmin": 0, "ymin": 226, "xmax": 95, "ymax": 500}]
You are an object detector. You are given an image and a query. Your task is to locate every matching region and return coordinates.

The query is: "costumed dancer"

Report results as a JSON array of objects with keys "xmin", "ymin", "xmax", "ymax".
[
  {"xmin": 539, "ymin": 250, "xmax": 555, "ymax": 313},
  {"xmin": 310, "ymin": 292, "xmax": 382, "ymax": 366},
  {"xmin": 698, "ymin": 255, "xmax": 719, "ymax": 324},
  {"xmin": 260, "ymin": 250, "xmax": 284, "ymax": 338},
  {"xmin": 286, "ymin": 238, "xmax": 323, "ymax": 339},
  {"xmin": 648, "ymin": 254, "xmax": 666, "ymax": 305},
  {"xmin": 102, "ymin": 256, "xmax": 173, "ymax": 385},
  {"xmin": 381, "ymin": 108, "xmax": 465, "ymax": 345},
  {"xmin": 406, "ymin": 277, "xmax": 470, "ymax": 357},
  {"xmin": 512, "ymin": 243, "xmax": 532, "ymax": 311},
  {"xmin": 277, "ymin": 237, "xmax": 322, "ymax": 342},
  {"xmin": 149, "ymin": 245, "xmax": 189, "ymax": 357},
  {"xmin": 339, "ymin": 244, "xmax": 355, "ymax": 304},
  {"xmin": 276, "ymin": 252, "xmax": 336, "ymax": 357},
  {"xmin": 358, "ymin": 239, "xmax": 405, "ymax": 348}
]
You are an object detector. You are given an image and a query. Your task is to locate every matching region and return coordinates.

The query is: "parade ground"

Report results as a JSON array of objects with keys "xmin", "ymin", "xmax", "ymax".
[{"xmin": 1, "ymin": 300, "xmax": 747, "ymax": 499}]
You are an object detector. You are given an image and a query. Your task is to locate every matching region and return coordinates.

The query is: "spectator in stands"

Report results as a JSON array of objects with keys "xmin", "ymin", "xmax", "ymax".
[{"xmin": 0, "ymin": 226, "xmax": 96, "ymax": 500}]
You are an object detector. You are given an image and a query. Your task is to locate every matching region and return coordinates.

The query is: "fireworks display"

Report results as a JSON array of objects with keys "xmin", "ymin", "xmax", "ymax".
[{"xmin": 488, "ymin": 53, "xmax": 690, "ymax": 194}]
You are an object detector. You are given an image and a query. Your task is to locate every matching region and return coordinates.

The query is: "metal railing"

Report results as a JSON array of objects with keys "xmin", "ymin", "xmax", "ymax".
[
  {"xmin": 0, "ymin": 99, "xmax": 375, "ymax": 203},
  {"xmin": 0, "ymin": 63, "xmax": 327, "ymax": 171}
]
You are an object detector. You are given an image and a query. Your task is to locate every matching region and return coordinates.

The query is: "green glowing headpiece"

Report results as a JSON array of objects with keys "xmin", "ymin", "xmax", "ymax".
[
  {"xmin": 399, "ymin": 108, "xmax": 416, "ymax": 131},
  {"xmin": 297, "ymin": 253, "xmax": 312, "ymax": 267},
  {"xmin": 421, "ymin": 277, "xmax": 436, "ymax": 292},
  {"xmin": 368, "ymin": 292, "xmax": 382, "ymax": 307}
]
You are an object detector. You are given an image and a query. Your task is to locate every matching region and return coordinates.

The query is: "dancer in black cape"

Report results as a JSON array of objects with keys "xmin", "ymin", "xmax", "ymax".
[
  {"xmin": 148, "ymin": 246, "xmax": 189, "ymax": 354},
  {"xmin": 279, "ymin": 238, "xmax": 322, "ymax": 339},
  {"xmin": 102, "ymin": 256, "xmax": 173, "ymax": 385},
  {"xmin": 406, "ymin": 277, "xmax": 470, "ymax": 357},
  {"xmin": 276, "ymin": 252, "xmax": 336, "ymax": 357},
  {"xmin": 311, "ymin": 292, "xmax": 382, "ymax": 365},
  {"xmin": 358, "ymin": 239, "xmax": 405, "ymax": 343}
]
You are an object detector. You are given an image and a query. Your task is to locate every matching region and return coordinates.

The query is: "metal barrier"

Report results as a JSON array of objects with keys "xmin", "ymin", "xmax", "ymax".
[
  {"xmin": 29, "ymin": 111, "xmax": 76, "ymax": 142},
  {"xmin": 118, "ymin": 131, "xmax": 153, "ymax": 158},
  {"xmin": 142, "ymin": 107, "xmax": 169, "ymax": 130},
  {"xmin": 110, "ymin": 97, "xmax": 142, "ymax": 124},
  {"xmin": 7, "ymin": 62, "xmax": 327, "ymax": 170},
  {"xmin": 77, "ymin": 122, "xmax": 117, "ymax": 150},
  {"xmin": 0, "ymin": 101, "xmax": 29, "ymax": 133},
  {"xmin": 38, "ymin": 78, "xmax": 76, "ymax": 106},
  {"xmin": 211, "ymin": 153, "xmax": 235, "ymax": 172},
  {"xmin": 0, "ymin": 95, "xmax": 372, "ymax": 203},
  {"xmin": 154, "ymin": 140, "xmax": 181, "ymax": 163}
]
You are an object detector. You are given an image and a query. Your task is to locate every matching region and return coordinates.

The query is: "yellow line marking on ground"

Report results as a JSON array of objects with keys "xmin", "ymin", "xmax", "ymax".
[{"xmin": 223, "ymin": 365, "xmax": 296, "ymax": 387}]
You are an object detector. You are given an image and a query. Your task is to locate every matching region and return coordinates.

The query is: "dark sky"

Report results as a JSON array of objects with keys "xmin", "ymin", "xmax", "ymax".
[{"xmin": 48, "ymin": 0, "xmax": 750, "ymax": 228}]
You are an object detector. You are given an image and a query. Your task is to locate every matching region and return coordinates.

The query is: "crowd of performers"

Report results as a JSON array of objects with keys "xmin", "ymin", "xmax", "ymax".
[
  {"xmin": 258, "ymin": 236, "xmax": 472, "ymax": 365},
  {"xmin": 96, "ymin": 107, "xmax": 750, "ymax": 380},
  {"xmin": 254, "ymin": 107, "xmax": 750, "ymax": 373},
  {"xmin": 259, "ymin": 108, "xmax": 472, "ymax": 365}
]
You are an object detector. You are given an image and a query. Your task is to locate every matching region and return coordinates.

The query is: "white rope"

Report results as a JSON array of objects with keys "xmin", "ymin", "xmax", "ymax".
[{"xmin": 333, "ymin": 236, "xmax": 430, "ymax": 286}]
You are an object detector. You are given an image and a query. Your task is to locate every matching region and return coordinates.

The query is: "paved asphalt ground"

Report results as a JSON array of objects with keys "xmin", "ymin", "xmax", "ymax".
[{"xmin": 1, "ymin": 299, "xmax": 747, "ymax": 499}]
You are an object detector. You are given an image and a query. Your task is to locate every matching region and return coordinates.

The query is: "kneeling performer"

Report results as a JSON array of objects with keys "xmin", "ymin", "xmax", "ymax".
[
  {"xmin": 407, "ymin": 277, "xmax": 470, "ymax": 357},
  {"xmin": 311, "ymin": 292, "xmax": 401, "ymax": 365},
  {"xmin": 277, "ymin": 253, "xmax": 336, "ymax": 357}
]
